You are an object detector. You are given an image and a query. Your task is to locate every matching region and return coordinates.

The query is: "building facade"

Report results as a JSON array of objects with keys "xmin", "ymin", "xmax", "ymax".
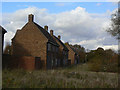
[
  {"xmin": 12, "ymin": 14, "xmax": 59, "ymax": 69},
  {"xmin": 50, "ymin": 30, "xmax": 69, "ymax": 67},
  {"xmin": 65, "ymin": 42, "xmax": 79, "ymax": 65}
]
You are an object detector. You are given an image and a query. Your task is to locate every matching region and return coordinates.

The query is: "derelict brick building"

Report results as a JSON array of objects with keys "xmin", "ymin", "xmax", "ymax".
[
  {"xmin": 65, "ymin": 42, "xmax": 79, "ymax": 65},
  {"xmin": 50, "ymin": 30, "xmax": 69, "ymax": 67},
  {"xmin": 11, "ymin": 14, "xmax": 59, "ymax": 69}
]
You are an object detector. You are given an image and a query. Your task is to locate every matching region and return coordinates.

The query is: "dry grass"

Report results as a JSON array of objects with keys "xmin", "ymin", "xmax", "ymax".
[{"xmin": 2, "ymin": 64, "xmax": 118, "ymax": 88}]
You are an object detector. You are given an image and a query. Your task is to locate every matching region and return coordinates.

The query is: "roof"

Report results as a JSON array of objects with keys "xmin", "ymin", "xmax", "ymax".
[
  {"xmin": 34, "ymin": 22, "xmax": 59, "ymax": 46},
  {"xmin": 70, "ymin": 45, "xmax": 78, "ymax": 54},
  {"xmin": 53, "ymin": 35, "xmax": 69, "ymax": 51},
  {"xmin": 66, "ymin": 43, "xmax": 78, "ymax": 54},
  {"xmin": 0, "ymin": 26, "xmax": 7, "ymax": 33}
]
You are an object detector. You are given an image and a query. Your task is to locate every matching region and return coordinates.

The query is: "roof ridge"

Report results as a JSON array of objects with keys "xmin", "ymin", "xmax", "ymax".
[
  {"xmin": 0, "ymin": 25, "xmax": 7, "ymax": 33},
  {"xmin": 33, "ymin": 22, "xmax": 59, "ymax": 46},
  {"xmin": 54, "ymin": 35, "xmax": 68, "ymax": 51}
]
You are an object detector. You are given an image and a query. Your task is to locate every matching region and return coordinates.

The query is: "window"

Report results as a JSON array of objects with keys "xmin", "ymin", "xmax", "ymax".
[
  {"xmin": 51, "ymin": 45, "xmax": 54, "ymax": 52},
  {"xmin": 64, "ymin": 51, "xmax": 66, "ymax": 55},
  {"xmin": 63, "ymin": 59, "xmax": 66, "ymax": 65},
  {"xmin": 63, "ymin": 51, "xmax": 65, "ymax": 54},
  {"xmin": 56, "ymin": 47, "xmax": 58, "ymax": 52},
  {"xmin": 53, "ymin": 46, "xmax": 55, "ymax": 52},
  {"xmin": 48, "ymin": 43, "xmax": 51, "ymax": 51},
  {"xmin": 51, "ymin": 59, "xmax": 53, "ymax": 66},
  {"xmin": 51, "ymin": 54, "xmax": 54, "ymax": 67},
  {"xmin": 55, "ymin": 58, "xmax": 57, "ymax": 66}
]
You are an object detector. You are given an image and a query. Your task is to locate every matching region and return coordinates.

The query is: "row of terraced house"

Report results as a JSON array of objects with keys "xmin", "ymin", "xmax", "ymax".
[{"xmin": 1, "ymin": 14, "xmax": 82, "ymax": 70}]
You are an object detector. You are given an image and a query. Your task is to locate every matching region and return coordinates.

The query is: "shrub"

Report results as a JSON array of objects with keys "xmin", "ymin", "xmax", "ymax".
[{"xmin": 87, "ymin": 48, "xmax": 118, "ymax": 73}]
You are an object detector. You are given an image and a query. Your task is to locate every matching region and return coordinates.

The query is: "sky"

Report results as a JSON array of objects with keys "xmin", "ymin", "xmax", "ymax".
[
  {"xmin": 1, "ymin": 2, "xmax": 119, "ymax": 51},
  {"xmin": 2, "ymin": 2, "xmax": 118, "ymax": 13}
]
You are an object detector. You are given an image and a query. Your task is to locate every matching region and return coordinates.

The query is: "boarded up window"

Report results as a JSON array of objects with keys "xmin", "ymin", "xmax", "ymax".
[{"xmin": 47, "ymin": 43, "xmax": 51, "ymax": 51}]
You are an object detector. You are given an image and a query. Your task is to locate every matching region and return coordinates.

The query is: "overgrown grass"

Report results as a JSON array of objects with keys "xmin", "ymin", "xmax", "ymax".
[{"xmin": 2, "ymin": 64, "xmax": 118, "ymax": 88}]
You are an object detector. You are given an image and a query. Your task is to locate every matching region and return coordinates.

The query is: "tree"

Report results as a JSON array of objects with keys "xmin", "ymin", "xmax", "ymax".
[
  {"xmin": 71, "ymin": 44, "xmax": 85, "ymax": 53},
  {"xmin": 106, "ymin": 2, "xmax": 120, "ymax": 67},
  {"xmin": 71, "ymin": 44, "xmax": 86, "ymax": 63},
  {"xmin": 106, "ymin": 2, "xmax": 120, "ymax": 39},
  {"xmin": 87, "ymin": 48, "xmax": 118, "ymax": 72}
]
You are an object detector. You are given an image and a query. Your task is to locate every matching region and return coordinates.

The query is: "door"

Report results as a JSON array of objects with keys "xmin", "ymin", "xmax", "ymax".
[{"xmin": 35, "ymin": 57, "xmax": 41, "ymax": 69}]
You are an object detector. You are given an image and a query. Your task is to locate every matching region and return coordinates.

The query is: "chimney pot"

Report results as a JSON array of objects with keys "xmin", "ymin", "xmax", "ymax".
[
  {"xmin": 50, "ymin": 30, "xmax": 53, "ymax": 36},
  {"xmin": 44, "ymin": 25, "xmax": 48, "ymax": 31},
  {"xmin": 58, "ymin": 35, "xmax": 61, "ymax": 40},
  {"xmin": 28, "ymin": 14, "xmax": 34, "ymax": 22},
  {"xmin": 66, "ymin": 42, "xmax": 69, "ymax": 45}
]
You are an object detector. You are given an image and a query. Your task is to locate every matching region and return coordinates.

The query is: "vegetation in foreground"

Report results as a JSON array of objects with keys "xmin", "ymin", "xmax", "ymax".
[
  {"xmin": 3, "ymin": 64, "xmax": 118, "ymax": 88},
  {"xmin": 3, "ymin": 44, "xmax": 118, "ymax": 88}
]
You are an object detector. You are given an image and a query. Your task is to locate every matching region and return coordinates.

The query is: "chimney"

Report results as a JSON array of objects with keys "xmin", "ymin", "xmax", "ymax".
[
  {"xmin": 28, "ymin": 14, "xmax": 34, "ymax": 22},
  {"xmin": 50, "ymin": 30, "xmax": 53, "ymax": 36},
  {"xmin": 58, "ymin": 35, "xmax": 61, "ymax": 40},
  {"xmin": 44, "ymin": 25, "xmax": 48, "ymax": 31},
  {"xmin": 66, "ymin": 42, "xmax": 69, "ymax": 45}
]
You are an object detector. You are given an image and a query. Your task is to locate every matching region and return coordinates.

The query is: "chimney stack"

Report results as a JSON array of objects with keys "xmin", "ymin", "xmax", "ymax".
[
  {"xmin": 58, "ymin": 35, "xmax": 61, "ymax": 40},
  {"xmin": 28, "ymin": 14, "xmax": 34, "ymax": 22},
  {"xmin": 50, "ymin": 30, "xmax": 53, "ymax": 36},
  {"xmin": 66, "ymin": 42, "xmax": 69, "ymax": 45},
  {"xmin": 44, "ymin": 25, "xmax": 48, "ymax": 31}
]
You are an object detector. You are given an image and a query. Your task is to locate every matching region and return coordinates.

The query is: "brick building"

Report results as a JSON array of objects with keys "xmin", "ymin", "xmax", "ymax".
[
  {"xmin": 65, "ymin": 42, "xmax": 79, "ymax": 65},
  {"xmin": 11, "ymin": 14, "xmax": 59, "ymax": 69},
  {"xmin": 0, "ymin": 26, "xmax": 7, "ymax": 53},
  {"xmin": 50, "ymin": 30, "xmax": 69, "ymax": 67}
]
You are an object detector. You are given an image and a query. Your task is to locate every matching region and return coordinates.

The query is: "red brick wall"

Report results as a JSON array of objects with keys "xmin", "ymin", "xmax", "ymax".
[
  {"xmin": 3, "ymin": 55, "xmax": 43, "ymax": 71},
  {"xmin": 65, "ymin": 44, "xmax": 75, "ymax": 65},
  {"xmin": 12, "ymin": 22, "xmax": 48, "ymax": 69},
  {"xmin": 17, "ymin": 56, "xmax": 35, "ymax": 71}
]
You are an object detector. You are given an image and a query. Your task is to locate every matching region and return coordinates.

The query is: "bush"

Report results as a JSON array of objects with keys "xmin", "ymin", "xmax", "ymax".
[{"xmin": 87, "ymin": 48, "xmax": 118, "ymax": 73}]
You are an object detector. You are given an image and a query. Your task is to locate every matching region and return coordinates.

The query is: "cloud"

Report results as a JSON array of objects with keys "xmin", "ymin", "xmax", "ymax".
[
  {"xmin": 102, "ymin": 45, "xmax": 118, "ymax": 51},
  {"xmin": 2, "ymin": 6, "xmax": 118, "ymax": 51}
]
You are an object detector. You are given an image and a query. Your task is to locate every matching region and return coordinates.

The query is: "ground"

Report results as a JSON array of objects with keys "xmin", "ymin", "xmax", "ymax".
[{"xmin": 2, "ymin": 63, "xmax": 118, "ymax": 88}]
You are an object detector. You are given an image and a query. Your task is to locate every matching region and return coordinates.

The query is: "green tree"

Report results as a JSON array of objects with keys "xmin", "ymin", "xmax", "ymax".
[
  {"xmin": 71, "ymin": 44, "xmax": 86, "ymax": 63},
  {"xmin": 87, "ymin": 48, "xmax": 118, "ymax": 72},
  {"xmin": 106, "ymin": 2, "xmax": 120, "ymax": 39},
  {"xmin": 106, "ymin": 2, "xmax": 120, "ymax": 67}
]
